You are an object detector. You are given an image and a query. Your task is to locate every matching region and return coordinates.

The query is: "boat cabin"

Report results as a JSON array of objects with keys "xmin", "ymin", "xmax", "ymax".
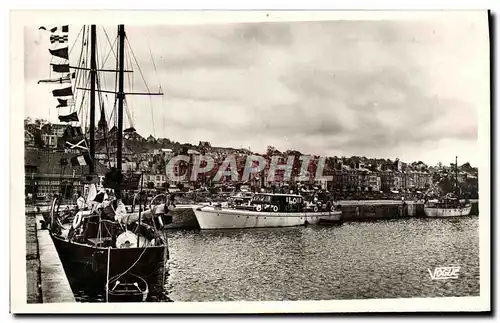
[
  {"xmin": 229, "ymin": 191, "xmax": 254, "ymax": 207},
  {"xmin": 248, "ymin": 193, "xmax": 304, "ymax": 212},
  {"xmin": 425, "ymin": 193, "xmax": 468, "ymax": 209}
]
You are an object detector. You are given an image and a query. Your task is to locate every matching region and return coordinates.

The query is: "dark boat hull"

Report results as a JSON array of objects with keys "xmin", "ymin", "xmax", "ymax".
[{"xmin": 51, "ymin": 234, "xmax": 168, "ymax": 289}]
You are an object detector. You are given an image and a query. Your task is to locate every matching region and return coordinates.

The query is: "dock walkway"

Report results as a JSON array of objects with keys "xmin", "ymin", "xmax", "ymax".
[
  {"xmin": 25, "ymin": 214, "xmax": 41, "ymax": 303},
  {"xmin": 34, "ymin": 214, "xmax": 75, "ymax": 303}
]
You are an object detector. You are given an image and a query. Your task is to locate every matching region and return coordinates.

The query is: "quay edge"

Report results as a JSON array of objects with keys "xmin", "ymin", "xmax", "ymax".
[{"xmin": 25, "ymin": 212, "xmax": 75, "ymax": 303}]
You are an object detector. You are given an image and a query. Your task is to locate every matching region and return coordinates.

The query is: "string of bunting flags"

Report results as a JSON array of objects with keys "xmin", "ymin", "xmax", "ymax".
[
  {"xmin": 37, "ymin": 72, "xmax": 76, "ymax": 85},
  {"xmin": 39, "ymin": 25, "xmax": 92, "ymax": 172},
  {"xmin": 39, "ymin": 24, "xmax": 75, "ymax": 122},
  {"xmin": 39, "ymin": 25, "xmax": 69, "ymax": 33}
]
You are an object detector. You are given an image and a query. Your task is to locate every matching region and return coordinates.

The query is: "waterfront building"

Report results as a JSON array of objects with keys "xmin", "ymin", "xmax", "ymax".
[
  {"xmin": 358, "ymin": 167, "xmax": 381, "ymax": 192},
  {"xmin": 40, "ymin": 123, "xmax": 67, "ymax": 149},
  {"xmin": 141, "ymin": 172, "xmax": 168, "ymax": 189},
  {"xmin": 24, "ymin": 149, "xmax": 108, "ymax": 199},
  {"xmin": 380, "ymin": 168, "xmax": 395, "ymax": 192},
  {"xmin": 393, "ymin": 172, "xmax": 403, "ymax": 191}
]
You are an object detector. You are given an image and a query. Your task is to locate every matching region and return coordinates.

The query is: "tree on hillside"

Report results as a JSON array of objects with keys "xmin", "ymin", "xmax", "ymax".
[
  {"xmin": 437, "ymin": 175, "xmax": 474, "ymax": 197},
  {"xmin": 460, "ymin": 162, "xmax": 476, "ymax": 174},
  {"xmin": 462, "ymin": 177, "xmax": 479, "ymax": 199},
  {"xmin": 33, "ymin": 132, "xmax": 44, "ymax": 148},
  {"xmin": 34, "ymin": 118, "xmax": 49, "ymax": 128}
]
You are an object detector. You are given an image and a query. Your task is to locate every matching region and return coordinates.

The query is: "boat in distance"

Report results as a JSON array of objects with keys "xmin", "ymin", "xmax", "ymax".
[
  {"xmin": 423, "ymin": 194, "xmax": 472, "ymax": 217},
  {"xmin": 423, "ymin": 157, "xmax": 472, "ymax": 218},
  {"xmin": 192, "ymin": 192, "xmax": 342, "ymax": 229}
]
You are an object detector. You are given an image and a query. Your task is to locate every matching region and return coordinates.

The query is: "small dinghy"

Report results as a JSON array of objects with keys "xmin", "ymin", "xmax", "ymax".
[{"xmin": 105, "ymin": 273, "xmax": 149, "ymax": 302}]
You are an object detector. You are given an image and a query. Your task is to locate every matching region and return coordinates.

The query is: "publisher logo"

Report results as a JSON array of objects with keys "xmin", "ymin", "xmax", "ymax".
[{"xmin": 428, "ymin": 266, "xmax": 460, "ymax": 280}]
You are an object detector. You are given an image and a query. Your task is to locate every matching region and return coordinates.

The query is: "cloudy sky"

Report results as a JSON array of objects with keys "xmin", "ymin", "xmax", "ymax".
[{"xmin": 24, "ymin": 14, "xmax": 487, "ymax": 166}]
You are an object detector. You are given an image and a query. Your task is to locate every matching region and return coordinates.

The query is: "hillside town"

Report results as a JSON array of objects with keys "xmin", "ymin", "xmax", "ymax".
[{"xmin": 24, "ymin": 118, "xmax": 479, "ymax": 203}]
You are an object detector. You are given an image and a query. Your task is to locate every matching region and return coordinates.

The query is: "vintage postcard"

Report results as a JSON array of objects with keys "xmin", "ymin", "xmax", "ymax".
[{"xmin": 10, "ymin": 10, "xmax": 491, "ymax": 313}]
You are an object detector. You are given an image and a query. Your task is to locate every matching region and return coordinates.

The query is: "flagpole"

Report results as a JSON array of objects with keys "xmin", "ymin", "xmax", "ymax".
[
  {"xmin": 89, "ymin": 25, "xmax": 97, "ymax": 174},
  {"xmin": 116, "ymin": 25, "xmax": 125, "ymax": 199}
]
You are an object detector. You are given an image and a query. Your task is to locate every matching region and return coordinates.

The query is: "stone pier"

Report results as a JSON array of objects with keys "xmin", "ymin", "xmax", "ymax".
[{"xmin": 25, "ymin": 212, "xmax": 75, "ymax": 303}]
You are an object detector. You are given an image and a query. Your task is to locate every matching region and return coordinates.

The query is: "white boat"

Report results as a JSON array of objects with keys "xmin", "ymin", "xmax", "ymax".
[
  {"xmin": 192, "ymin": 193, "xmax": 342, "ymax": 229},
  {"xmin": 423, "ymin": 193, "xmax": 472, "ymax": 217},
  {"xmin": 423, "ymin": 157, "xmax": 472, "ymax": 218},
  {"xmin": 423, "ymin": 204, "xmax": 472, "ymax": 217}
]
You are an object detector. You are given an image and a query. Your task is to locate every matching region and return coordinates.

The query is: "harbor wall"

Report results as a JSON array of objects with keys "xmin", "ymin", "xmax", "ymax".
[
  {"xmin": 339, "ymin": 201, "xmax": 478, "ymax": 222},
  {"xmin": 340, "ymin": 203, "xmax": 420, "ymax": 221},
  {"xmin": 471, "ymin": 202, "xmax": 479, "ymax": 215}
]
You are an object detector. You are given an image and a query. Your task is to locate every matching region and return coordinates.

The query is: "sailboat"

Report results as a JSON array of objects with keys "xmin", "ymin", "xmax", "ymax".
[
  {"xmin": 39, "ymin": 24, "xmax": 172, "ymax": 301},
  {"xmin": 423, "ymin": 156, "xmax": 472, "ymax": 217}
]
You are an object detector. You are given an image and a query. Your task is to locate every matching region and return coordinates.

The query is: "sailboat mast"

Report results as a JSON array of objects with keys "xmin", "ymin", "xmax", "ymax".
[
  {"xmin": 89, "ymin": 25, "xmax": 97, "ymax": 174},
  {"xmin": 116, "ymin": 24, "xmax": 126, "ymax": 198},
  {"xmin": 455, "ymin": 156, "xmax": 458, "ymax": 196}
]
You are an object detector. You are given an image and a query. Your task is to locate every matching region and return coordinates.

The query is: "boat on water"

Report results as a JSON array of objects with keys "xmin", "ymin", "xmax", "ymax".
[
  {"xmin": 105, "ymin": 273, "xmax": 149, "ymax": 302},
  {"xmin": 424, "ymin": 156, "xmax": 472, "ymax": 218},
  {"xmin": 39, "ymin": 24, "xmax": 172, "ymax": 295},
  {"xmin": 423, "ymin": 193, "xmax": 472, "ymax": 217},
  {"xmin": 50, "ymin": 196, "xmax": 172, "ymax": 286},
  {"xmin": 193, "ymin": 192, "xmax": 342, "ymax": 229}
]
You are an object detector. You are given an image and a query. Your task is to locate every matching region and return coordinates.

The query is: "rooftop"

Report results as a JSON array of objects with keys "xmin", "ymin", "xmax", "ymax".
[{"xmin": 24, "ymin": 149, "xmax": 109, "ymax": 176}]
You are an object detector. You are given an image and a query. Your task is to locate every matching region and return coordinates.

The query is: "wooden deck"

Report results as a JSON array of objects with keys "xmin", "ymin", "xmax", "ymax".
[{"xmin": 35, "ymin": 215, "xmax": 75, "ymax": 303}]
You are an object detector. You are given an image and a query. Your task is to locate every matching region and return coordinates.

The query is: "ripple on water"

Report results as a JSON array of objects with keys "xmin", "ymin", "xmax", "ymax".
[{"xmin": 166, "ymin": 217, "xmax": 480, "ymax": 302}]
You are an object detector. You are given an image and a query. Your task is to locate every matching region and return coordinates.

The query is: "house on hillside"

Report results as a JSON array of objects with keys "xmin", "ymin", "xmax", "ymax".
[
  {"xmin": 147, "ymin": 135, "xmax": 156, "ymax": 144},
  {"xmin": 198, "ymin": 141, "xmax": 212, "ymax": 152},
  {"xmin": 152, "ymin": 148, "xmax": 174, "ymax": 161},
  {"xmin": 126, "ymin": 131, "xmax": 145, "ymax": 142},
  {"xmin": 40, "ymin": 123, "xmax": 67, "ymax": 149},
  {"xmin": 156, "ymin": 138, "xmax": 171, "ymax": 145},
  {"xmin": 96, "ymin": 142, "xmax": 136, "ymax": 168},
  {"xmin": 187, "ymin": 149, "xmax": 200, "ymax": 155}
]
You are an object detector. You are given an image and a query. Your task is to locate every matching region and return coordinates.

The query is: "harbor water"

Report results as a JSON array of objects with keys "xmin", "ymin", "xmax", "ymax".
[{"xmin": 72, "ymin": 216, "xmax": 480, "ymax": 302}]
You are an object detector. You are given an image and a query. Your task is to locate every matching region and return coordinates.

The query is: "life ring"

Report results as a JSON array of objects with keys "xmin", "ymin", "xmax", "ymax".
[
  {"xmin": 313, "ymin": 205, "xmax": 319, "ymax": 212},
  {"xmin": 255, "ymin": 205, "xmax": 262, "ymax": 212},
  {"xmin": 72, "ymin": 211, "xmax": 83, "ymax": 229},
  {"xmin": 272, "ymin": 205, "xmax": 279, "ymax": 213},
  {"xmin": 330, "ymin": 204, "xmax": 335, "ymax": 212}
]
